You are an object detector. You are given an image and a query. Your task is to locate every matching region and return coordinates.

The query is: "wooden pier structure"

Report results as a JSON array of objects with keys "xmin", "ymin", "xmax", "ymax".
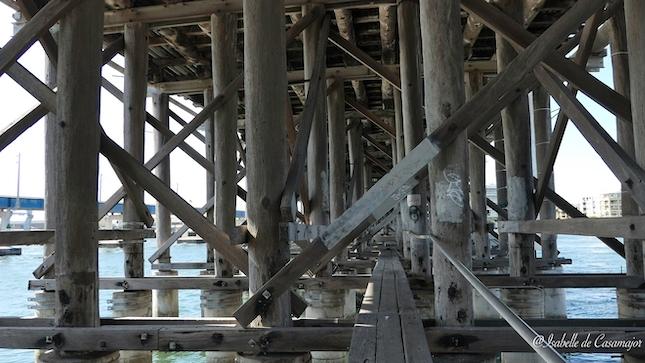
[{"xmin": 0, "ymin": 0, "xmax": 644, "ymax": 362}]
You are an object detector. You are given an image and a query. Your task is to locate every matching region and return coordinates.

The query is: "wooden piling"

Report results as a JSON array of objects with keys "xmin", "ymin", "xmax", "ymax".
[
  {"xmin": 151, "ymin": 92, "xmax": 179, "ymax": 319},
  {"xmin": 327, "ymin": 77, "xmax": 347, "ymax": 258},
  {"xmin": 206, "ymin": 12, "xmax": 243, "ymax": 363},
  {"xmin": 43, "ymin": 0, "xmax": 114, "ymax": 361},
  {"xmin": 242, "ymin": 0, "xmax": 292, "ymax": 330},
  {"xmin": 347, "ymin": 120, "xmax": 364, "ymax": 204},
  {"xmin": 621, "ymin": 5, "xmax": 645, "ymax": 362},
  {"xmin": 420, "ymin": 3, "xmax": 474, "ymax": 359},
  {"xmin": 119, "ymin": 20, "xmax": 152, "ymax": 363},
  {"xmin": 122, "ymin": 22, "xmax": 148, "ymax": 279},
  {"xmin": 467, "ymin": 72, "xmax": 490, "ymax": 261},
  {"xmin": 533, "ymin": 86, "xmax": 566, "ymax": 320},
  {"xmin": 495, "ymin": 1, "xmax": 541, "ymax": 361},
  {"xmin": 398, "ymin": 0, "xmax": 429, "ymax": 277}
]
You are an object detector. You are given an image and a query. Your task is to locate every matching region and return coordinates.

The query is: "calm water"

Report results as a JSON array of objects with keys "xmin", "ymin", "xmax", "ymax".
[{"xmin": 0, "ymin": 236, "xmax": 627, "ymax": 362}]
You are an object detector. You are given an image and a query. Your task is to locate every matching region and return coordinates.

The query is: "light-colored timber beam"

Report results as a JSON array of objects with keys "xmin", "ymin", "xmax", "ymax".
[
  {"xmin": 499, "ymin": 216, "xmax": 645, "ymax": 239},
  {"xmin": 232, "ymin": 0, "xmax": 604, "ymax": 327}
]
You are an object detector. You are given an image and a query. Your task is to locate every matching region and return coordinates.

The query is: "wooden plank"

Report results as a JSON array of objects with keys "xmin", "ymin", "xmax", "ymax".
[
  {"xmin": 375, "ymin": 257, "xmax": 403, "ymax": 362},
  {"xmin": 233, "ymin": 0, "xmax": 603, "ymax": 327},
  {"xmin": 500, "ymin": 216, "xmax": 645, "ymax": 239},
  {"xmin": 348, "ymin": 253, "xmax": 386, "ymax": 362},
  {"xmin": 0, "ymin": 0, "xmax": 81, "ymax": 75}
]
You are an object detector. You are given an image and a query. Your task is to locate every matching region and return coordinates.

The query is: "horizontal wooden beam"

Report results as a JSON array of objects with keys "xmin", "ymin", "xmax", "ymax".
[
  {"xmin": 28, "ymin": 275, "xmax": 372, "ymax": 292},
  {"xmin": 500, "ymin": 216, "xmax": 645, "ymax": 239},
  {"xmin": 0, "ymin": 229, "xmax": 155, "ymax": 247},
  {"xmin": 1, "ymin": 323, "xmax": 644, "ymax": 354}
]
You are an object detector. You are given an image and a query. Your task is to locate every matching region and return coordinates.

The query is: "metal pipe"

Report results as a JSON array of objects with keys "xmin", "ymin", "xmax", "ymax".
[{"xmin": 430, "ymin": 234, "xmax": 566, "ymax": 363}]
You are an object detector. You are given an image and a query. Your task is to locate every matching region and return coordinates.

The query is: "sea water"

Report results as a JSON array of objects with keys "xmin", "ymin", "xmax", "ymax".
[{"xmin": 0, "ymin": 235, "xmax": 626, "ymax": 362}]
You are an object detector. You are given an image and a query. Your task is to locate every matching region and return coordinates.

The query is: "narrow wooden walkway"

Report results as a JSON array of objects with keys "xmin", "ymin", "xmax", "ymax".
[{"xmin": 349, "ymin": 248, "xmax": 432, "ymax": 363}]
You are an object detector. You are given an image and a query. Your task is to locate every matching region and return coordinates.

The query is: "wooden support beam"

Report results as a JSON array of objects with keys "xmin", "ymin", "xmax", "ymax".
[
  {"xmin": 233, "ymin": 0, "xmax": 603, "ymax": 327},
  {"xmin": 329, "ymin": 32, "xmax": 401, "ymax": 92},
  {"xmin": 15, "ymin": 0, "xmax": 58, "ymax": 63},
  {"xmin": 281, "ymin": 15, "xmax": 331, "ymax": 220},
  {"xmin": 500, "ymin": 216, "xmax": 645, "ymax": 239},
  {"xmin": 461, "ymin": 0, "xmax": 632, "ymax": 123},
  {"xmin": 0, "ymin": 0, "xmax": 81, "ymax": 75},
  {"xmin": 1, "ymin": 323, "xmax": 645, "ymax": 354},
  {"xmin": 53, "ymin": 0, "xmax": 103, "ymax": 333},
  {"xmin": 363, "ymin": 133, "xmax": 392, "ymax": 161},
  {"xmin": 345, "ymin": 98, "xmax": 395, "ymax": 137},
  {"xmin": 303, "ymin": 6, "xmax": 330, "ymax": 236},
  {"xmin": 109, "ymin": 161, "xmax": 155, "ymax": 228}
]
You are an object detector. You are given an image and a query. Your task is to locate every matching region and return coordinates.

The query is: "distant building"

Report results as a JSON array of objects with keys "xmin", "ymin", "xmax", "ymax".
[
  {"xmin": 556, "ymin": 192, "xmax": 622, "ymax": 219},
  {"xmin": 576, "ymin": 192, "xmax": 622, "ymax": 218}
]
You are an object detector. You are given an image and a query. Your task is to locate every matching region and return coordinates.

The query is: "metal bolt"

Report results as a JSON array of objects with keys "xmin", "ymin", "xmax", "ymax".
[
  {"xmin": 99, "ymin": 341, "xmax": 107, "ymax": 348},
  {"xmin": 45, "ymin": 336, "xmax": 53, "ymax": 344},
  {"xmin": 248, "ymin": 339, "xmax": 257, "ymax": 348},
  {"xmin": 168, "ymin": 341, "xmax": 177, "ymax": 350},
  {"xmin": 140, "ymin": 333, "xmax": 148, "ymax": 341},
  {"xmin": 262, "ymin": 290, "xmax": 271, "ymax": 299}
]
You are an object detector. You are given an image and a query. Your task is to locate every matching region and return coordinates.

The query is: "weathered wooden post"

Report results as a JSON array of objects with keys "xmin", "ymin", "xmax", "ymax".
[
  {"xmin": 151, "ymin": 91, "xmax": 179, "ymax": 319},
  {"xmin": 467, "ymin": 73, "xmax": 500, "ymax": 347},
  {"xmin": 494, "ymin": 2, "xmax": 542, "ymax": 362},
  {"xmin": 420, "ymin": 2, "xmax": 475, "ymax": 362},
  {"xmin": 34, "ymin": 24, "xmax": 57, "ymax": 329},
  {"xmin": 240, "ymin": 1, "xmax": 308, "ymax": 361},
  {"xmin": 394, "ymin": 89, "xmax": 410, "ymax": 260},
  {"xmin": 532, "ymin": 86, "xmax": 566, "ymax": 320},
  {"xmin": 111, "ymin": 21, "xmax": 152, "ymax": 363},
  {"xmin": 40, "ymin": 0, "xmax": 117, "ymax": 361},
  {"xmin": 468, "ymin": 72, "xmax": 490, "ymax": 262},
  {"xmin": 494, "ymin": 126, "xmax": 509, "ymax": 256},
  {"xmin": 202, "ymin": 12, "xmax": 243, "ymax": 363},
  {"xmin": 420, "ymin": 1, "xmax": 473, "ymax": 359},
  {"xmin": 328, "ymin": 78, "xmax": 347, "ymax": 262},
  {"xmin": 621, "ymin": 2, "xmax": 645, "ymax": 362},
  {"xmin": 347, "ymin": 119, "xmax": 364, "ymax": 204},
  {"xmin": 398, "ymin": 0, "xmax": 430, "ymax": 278}
]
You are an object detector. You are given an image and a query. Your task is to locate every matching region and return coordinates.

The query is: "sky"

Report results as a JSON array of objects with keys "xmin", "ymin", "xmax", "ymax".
[{"xmin": 0, "ymin": 6, "xmax": 623, "ymax": 220}]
